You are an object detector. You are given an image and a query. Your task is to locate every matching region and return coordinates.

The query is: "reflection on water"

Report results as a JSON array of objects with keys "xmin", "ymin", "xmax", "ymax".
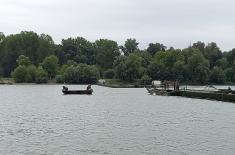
[{"xmin": 0, "ymin": 85, "xmax": 235, "ymax": 154}]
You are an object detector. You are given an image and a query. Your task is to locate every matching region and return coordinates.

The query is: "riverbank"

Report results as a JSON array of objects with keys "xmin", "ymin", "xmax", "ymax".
[
  {"xmin": 1, "ymin": 78, "xmax": 235, "ymax": 87},
  {"xmin": 97, "ymin": 79, "xmax": 149, "ymax": 88}
]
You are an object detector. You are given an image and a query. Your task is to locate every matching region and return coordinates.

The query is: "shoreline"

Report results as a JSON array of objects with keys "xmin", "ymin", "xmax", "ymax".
[{"xmin": 0, "ymin": 78, "xmax": 235, "ymax": 88}]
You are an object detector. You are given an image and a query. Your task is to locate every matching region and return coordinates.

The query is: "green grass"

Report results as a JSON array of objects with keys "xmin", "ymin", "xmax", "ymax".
[{"xmin": 98, "ymin": 79, "xmax": 144, "ymax": 88}]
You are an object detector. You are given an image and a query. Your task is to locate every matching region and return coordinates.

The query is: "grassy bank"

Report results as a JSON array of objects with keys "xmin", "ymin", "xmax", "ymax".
[
  {"xmin": 97, "ymin": 79, "xmax": 149, "ymax": 88},
  {"xmin": 0, "ymin": 78, "xmax": 14, "ymax": 84}
]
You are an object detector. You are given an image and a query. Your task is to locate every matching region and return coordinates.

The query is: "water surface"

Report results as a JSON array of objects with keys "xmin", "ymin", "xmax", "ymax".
[{"xmin": 0, "ymin": 85, "xmax": 235, "ymax": 154}]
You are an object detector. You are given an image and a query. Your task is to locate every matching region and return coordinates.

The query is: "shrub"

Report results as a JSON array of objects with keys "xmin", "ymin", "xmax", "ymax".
[
  {"xmin": 12, "ymin": 66, "xmax": 31, "ymax": 83},
  {"xmin": 27, "ymin": 65, "xmax": 37, "ymax": 82},
  {"xmin": 35, "ymin": 67, "xmax": 48, "ymax": 84},
  {"xmin": 41, "ymin": 55, "xmax": 59, "ymax": 79},
  {"xmin": 56, "ymin": 75, "xmax": 64, "ymax": 83},
  {"xmin": 63, "ymin": 64, "xmax": 100, "ymax": 84}
]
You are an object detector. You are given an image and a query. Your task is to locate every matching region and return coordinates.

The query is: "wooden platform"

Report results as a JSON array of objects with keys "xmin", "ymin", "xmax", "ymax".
[
  {"xmin": 174, "ymin": 90, "xmax": 235, "ymax": 103},
  {"xmin": 146, "ymin": 87, "xmax": 235, "ymax": 103}
]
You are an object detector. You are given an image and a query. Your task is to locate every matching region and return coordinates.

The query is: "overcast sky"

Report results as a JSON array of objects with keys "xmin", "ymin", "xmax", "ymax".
[{"xmin": 0, "ymin": 0, "xmax": 235, "ymax": 51}]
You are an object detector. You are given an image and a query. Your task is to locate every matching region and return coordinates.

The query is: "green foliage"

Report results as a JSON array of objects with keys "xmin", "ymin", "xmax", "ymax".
[
  {"xmin": 11, "ymin": 55, "xmax": 37, "ymax": 83},
  {"xmin": 95, "ymin": 39, "xmax": 120, "ymax": 70},
  {"xmin": 1, "ymin": 31, "xmax": 235, "ymax": 84},
  {"xmin": 41, "ymin": 55, "xmax": 59, "ymax": 79},
  {"xmin": 103, "ymin": 69, "xmax": 115, "ymax": 79},
  {"xmin": 17, "ymin": 55, "xmax": 31, "ymax": 66},
  {"xmin": 187, "ymin": 50, "xmax": 209, "ymax": 83},
  {"xmin": 120, "ymin": 38, "xmax": 139, "ymax": 55},
  {"xmin": 63, "ymin": 64, "xmax": 100, "ymax": 84},
  {"xmin": 148, "ymin": 62, "xmax": 169, "ymax": 81},
  {"xmin": 147, "ymin": 43, "xmax": 166, "ymax": 56},
  {"xmin": 27, "ymin": 65, "xmax": 37, "ymax": 82},
  {"xmin": 61, "ymin": 37, "xmax": 95, "ymax": 65},
  {"xmin": 192, "ymin": 41, "xmax": 205, "ymax": 53},
  {"xmin": 64, "ymin": 66, "xmax": 80, "ymax": 84},
  {"xmin": 172, "ymin": 61, "xmax": 187, "ymax": 81},
  {"xmin": 224, "ymin": 68, "xmax": 235, "ymax": 82},
  {"xmin": 215, "ymin": 58, "xmax": 229, "ymax": 69},
  {"xmin": 204, "ymin": 42, "xmax": 222, "ymax": 68},
  {"xmin": 114, "ymin": 54, "xmax": 142, "ymax": 82},
  {"xmin": 12, "ymin": 66, "xmax": 32, "ymax": 83},
  {"xmin": 0, "ymin": 31, "xmax": 54, "ymax": 76},
  {"xmin": 135, "ymin": 51, "xmax": 152, "ymax": 67},
  {"xmin": 35, "ymin": 67, "xmax": 48, "ymax": 83},
  {"xmin": 209, "ymin": 67, "xmax": 225, "ymax": 84}
]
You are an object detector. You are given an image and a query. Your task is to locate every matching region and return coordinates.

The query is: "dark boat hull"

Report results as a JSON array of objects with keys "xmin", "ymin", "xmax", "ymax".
[{"xmin": 62, "ymin": 89, "xmax": 93, "ymax": 95}]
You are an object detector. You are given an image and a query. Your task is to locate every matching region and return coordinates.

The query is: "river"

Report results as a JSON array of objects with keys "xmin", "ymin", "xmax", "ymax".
[{"xmin": 0, "ymin": 85, "xmax": 235, "ymax": 154}]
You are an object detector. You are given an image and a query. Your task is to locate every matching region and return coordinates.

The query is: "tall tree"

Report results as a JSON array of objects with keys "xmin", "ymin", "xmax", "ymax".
[
  {"xmin": 121, "ymin": 38, "xmax": 139, "ymax": 55},
  {"xmin": 204, "ymin": 42, "xmax": 222, "ymax": 68},
  {"xmin": 192, "ymin": 41, "xmax": 205, "ymax": 53},
  {"xmin": 41, "ymin": 55, "xmax": 59, "ymax": 79},
  {"xmin": 147, "ymin": 43, "xmax": 166, "ymax": 56},
  {"xmin": 62, "ymin": 37, "xmax": 95, "ymax": 65},
  {"xmin": 95, "ymin": 39, "xmax": 120, "ymax": 70}
]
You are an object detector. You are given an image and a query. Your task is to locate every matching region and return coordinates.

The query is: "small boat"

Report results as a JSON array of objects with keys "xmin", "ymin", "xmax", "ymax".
[{"xmin": 62, "ymin": 86, "xmax": 93, "ymax": 95}]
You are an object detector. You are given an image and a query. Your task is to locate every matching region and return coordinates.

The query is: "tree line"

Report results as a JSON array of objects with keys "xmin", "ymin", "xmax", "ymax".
[{"xmin": 0, "ymin": 31, "xmax": 234, "ymax": 84}]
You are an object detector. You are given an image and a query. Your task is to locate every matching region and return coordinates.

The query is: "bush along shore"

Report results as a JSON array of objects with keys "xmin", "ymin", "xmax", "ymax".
[{"xmin": 0, "ymin": 31, "xmax": 235, "ymax": 85}]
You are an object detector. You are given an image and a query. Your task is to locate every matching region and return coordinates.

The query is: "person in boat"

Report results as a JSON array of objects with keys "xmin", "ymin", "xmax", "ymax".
[
  {"xmin": 228, "ymin": 87, "xmax": 232, "ymax": 91},
  {"xmin": 87, "ymin": 84, "xmax": 92, "ymax": 90},
  {"xmin": 63, "ymin": 86, "xmax": 68, "ymax": 91}
]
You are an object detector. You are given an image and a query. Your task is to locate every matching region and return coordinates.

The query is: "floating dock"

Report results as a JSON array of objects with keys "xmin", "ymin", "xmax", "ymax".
[
  {"xmin": 146, "ymin": 88, "xmax": 235, "ymax": 103},
  {"xmin": 174, "ymin": 90, "xmax": 235, "ymax": 103}
]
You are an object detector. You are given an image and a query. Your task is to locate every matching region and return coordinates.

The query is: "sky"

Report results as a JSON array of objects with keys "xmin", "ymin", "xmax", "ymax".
[{"xmin": 0, "ymin": 0, "xmax": 235, "ymax": 51}]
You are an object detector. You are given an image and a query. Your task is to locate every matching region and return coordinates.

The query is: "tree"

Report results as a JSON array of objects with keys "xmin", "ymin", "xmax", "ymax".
[
  {"xmin": 192, "ymin": 41, "xmax": 205, "ymax": 53},
  {"xmin": 187, "ymin": 50, "xmax": 210, "ymax": 83},
  {"xmin": 172, "ymin": 61, "xmax": 187, "ymax": 81},
  {"xmin": 27, "ymin": 65, "xmax": 37, "ymax": 82},
  {"xmin": 63, "ymin": 64, "xmax": 100, "ymax": 84},
  {"xmin": 204, "ymin": 42, "xmax": 222, "ymax": 68},
  {"xmin": 64, "ymin": 66, "xmax": 80, "ymax": 84},
  {"xmin": 113, "ymin": 56, "xmax": 127, "ymax": 80},
  {"xmin": 121, "ymin": 38, "xmax": 139, "ymax": 55},
  {"xmin": 12, "ymin": 66, "xmax": 31, "ymax": 83},
  {"xmin": 35, "ymin": 67, "xmax": 48, "ymax": 83},
  {"xmin": 225, "ymin": 49, "xmax": 235, "ymax": 66},
  {"xmin": 11, "ymin": 55, "xmax": 37, "ymax": 83},
  {"xmin": 209, "ymin": 67, "xmax": 225, "ymax": 84},
  {"xmin": 0, "ymin": 32, "xmax": 4, "ymax": 43},
  {"xmin": 17, "ymin": 55, "xmax": 31, "ymax": 66},
  {"xmin": 114, "ymin": 54, "xmax": 143, "ymax": 82},
  {"xmin": 147, "ymin": 43, "xmax": 166, "ymax": 56},
  {"xmin": 135, "ymin": 51, "xmax": 152, "ymax": 67},
  {"xmin": 62, "ymin": 37, "xmax": 96, "ymax": 65},
  {"xmin": 215, "ymin": 58, "xmax": 228, "ymax": 70},
  {"xmin": 147, "ymin": 62, "xmax": 169, "ymax": 81},
  {"xmin": 225, "ymin": 68, "xmax": 235, "ymax": 82},
  {"xmin": 124, "ymin": 53, "xmax": 142, "ymax": 81},
  {"xmin": 95, "ymin": 39, "xmax": 120, "ymax": 70},
  {"xmin": 41, "ymin": 55, "xmax": 59, "ymax": 79},
  {"xmin": 0, "ymin": 31, "xmax": 55, "ymax": 76}
]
